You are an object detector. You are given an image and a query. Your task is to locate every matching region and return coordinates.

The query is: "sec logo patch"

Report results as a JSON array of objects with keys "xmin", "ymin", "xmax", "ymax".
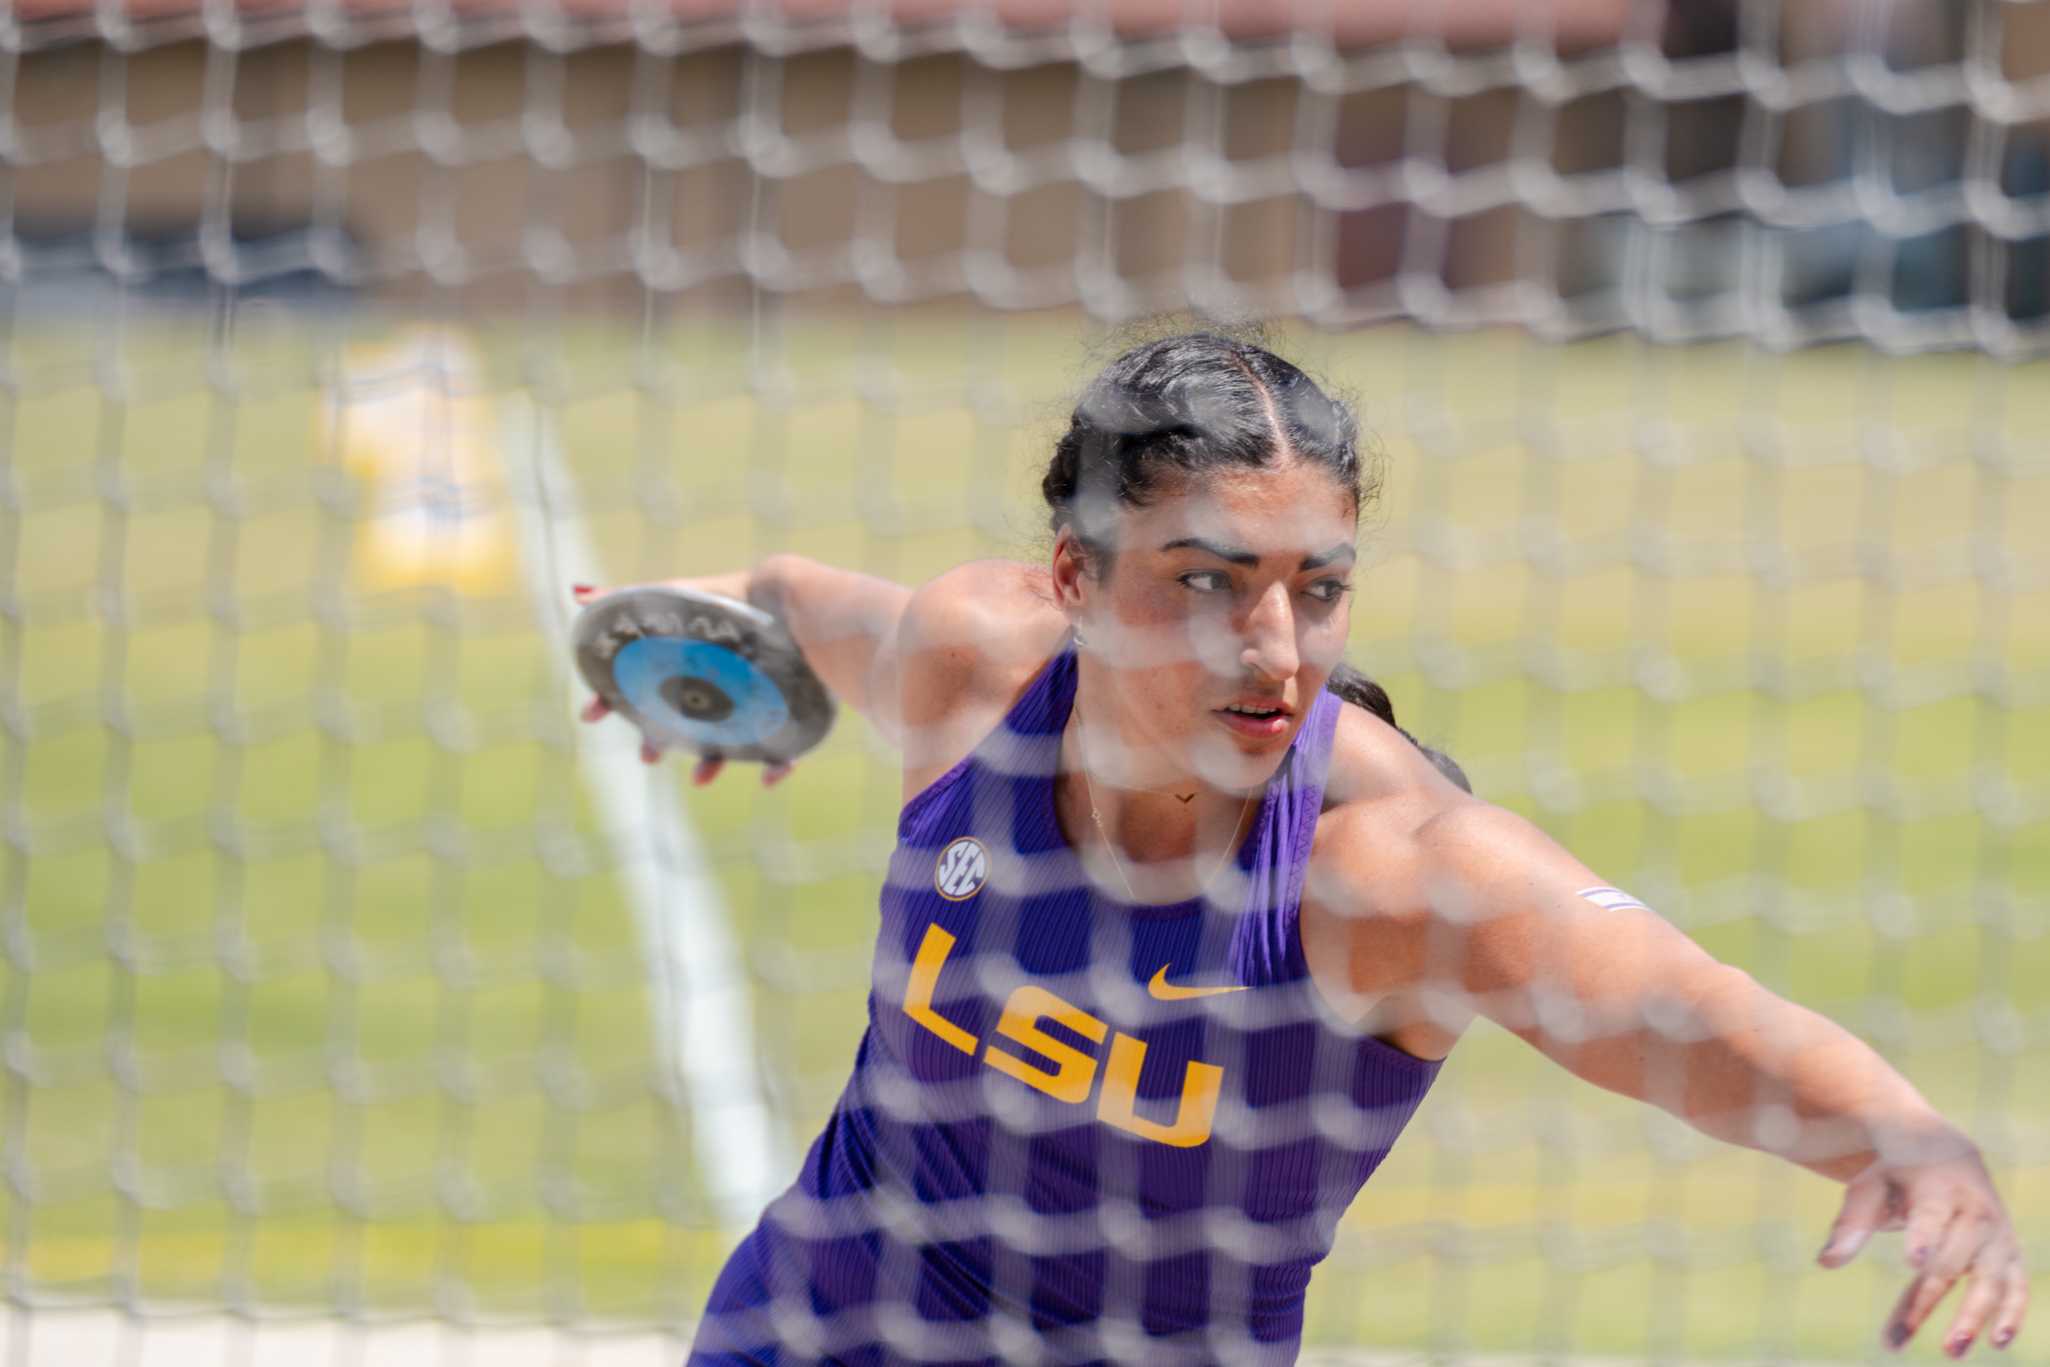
[{"xmin": 933, "ymin": 837, "xmax": 989, "ymax": 901}]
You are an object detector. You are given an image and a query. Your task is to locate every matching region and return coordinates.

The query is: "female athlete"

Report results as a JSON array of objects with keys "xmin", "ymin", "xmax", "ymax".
[{"xmin": 576, "ymin": 333, "xmax": 2027, "ymax": 1366}]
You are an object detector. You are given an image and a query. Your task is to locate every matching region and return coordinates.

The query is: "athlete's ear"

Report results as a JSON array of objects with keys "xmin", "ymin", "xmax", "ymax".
[{"xmin": 1049, "ymin": 526, "xmax": 1092, "ymax": 616}]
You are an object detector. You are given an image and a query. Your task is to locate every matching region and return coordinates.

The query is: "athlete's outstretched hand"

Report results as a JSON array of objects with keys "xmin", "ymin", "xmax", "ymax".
[
  {"xmin": 570, "ymin": 581, "xmax": 797, "ymax": 789},
  {"xmin": 1817, "ymin": 1137, "xmax": 2028, "ymax": 1356}
]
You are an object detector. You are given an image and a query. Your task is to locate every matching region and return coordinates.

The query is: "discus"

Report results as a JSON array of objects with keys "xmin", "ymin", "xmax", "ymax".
[{"xmin": 572, "ymin": 585, "xmax": 836, "ymax": 767}]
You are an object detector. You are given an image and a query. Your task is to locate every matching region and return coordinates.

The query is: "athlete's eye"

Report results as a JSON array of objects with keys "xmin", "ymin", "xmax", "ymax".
[
  {"xmin": 1304, "ymin": 578, "xmax": 1351, "ymax": 604},
  {"xmin": 1177, "ymin": 571, "xmax": 1231, "ymax": 593}
]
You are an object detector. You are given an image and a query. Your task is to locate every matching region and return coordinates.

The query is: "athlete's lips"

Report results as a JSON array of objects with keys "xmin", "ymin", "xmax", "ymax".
[{"xmin": 1213, "ymin": 698, "xmax": 1292, "ymax": 739}]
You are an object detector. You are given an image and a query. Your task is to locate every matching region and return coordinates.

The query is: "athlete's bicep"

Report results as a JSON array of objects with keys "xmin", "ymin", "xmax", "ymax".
[
  {"xmin": 749, "ymin": 554, "xmax": 916, "ymax": 737},
  {"xmin": 1412, "ymin": 803, "xmax": 1744, "ymax": 1092},
  {"xmin": 760, "ymin": 555, "xmax": 1029, "ymax": 747}
]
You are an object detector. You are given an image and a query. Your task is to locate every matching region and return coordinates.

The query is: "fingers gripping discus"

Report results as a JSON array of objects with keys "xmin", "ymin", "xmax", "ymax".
[{"xmin": 573, "ymin": 587, "xmax": 835, "ymax": 766}]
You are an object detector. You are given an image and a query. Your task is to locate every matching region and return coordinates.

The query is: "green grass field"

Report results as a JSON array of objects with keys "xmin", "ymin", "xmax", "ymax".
[{"xmin": 2, "ymin": 311, "xmax": 2045, "ymax": 1358}]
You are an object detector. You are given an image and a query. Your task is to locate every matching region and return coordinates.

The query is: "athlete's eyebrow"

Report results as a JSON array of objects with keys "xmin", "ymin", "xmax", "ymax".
[
  {"xmin": 1160, "ymin": 536, "xmax": 1259, "ymax": 566},
  {"xmin": 1160, "ymin": 536, "xmax": 1357, "ymax": 572},
  {"xmin": 1299, "ymin": 543, "xmax": 1356, "ymax": 571}
]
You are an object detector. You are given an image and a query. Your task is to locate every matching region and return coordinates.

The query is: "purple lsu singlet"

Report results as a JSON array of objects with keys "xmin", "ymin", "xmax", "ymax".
[{"xmin": 690, "ymin": 638, "xmax": 1442, "ymax": 1366}]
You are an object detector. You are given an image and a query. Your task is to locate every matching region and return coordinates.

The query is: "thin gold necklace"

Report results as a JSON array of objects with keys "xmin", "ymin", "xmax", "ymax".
[{"xmin": 1073, "ymin": 712, "xmax": 1255, "ymax": 905}]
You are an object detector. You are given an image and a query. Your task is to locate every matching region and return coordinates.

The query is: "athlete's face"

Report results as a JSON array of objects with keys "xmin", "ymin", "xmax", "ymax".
[{"xmin": 1054, "ymin": 458, "xmax": 1359, "ymax": 794}]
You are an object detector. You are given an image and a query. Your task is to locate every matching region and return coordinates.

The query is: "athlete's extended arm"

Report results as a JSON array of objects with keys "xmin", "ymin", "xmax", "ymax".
[
  {"xmin": 743, "ymin": 555, "xmax": 917, "ymax": 733},
  {"xmin": 572, "ymin": 555, "xmax": 909, "ymax": 762},
  {"xmin": 572, "ymin": 556, "xmax": 1048, "ymax": 774},
  {"xmin": 1406, "ymin": 801, "xmax": 2028, "ymax": 1357}
]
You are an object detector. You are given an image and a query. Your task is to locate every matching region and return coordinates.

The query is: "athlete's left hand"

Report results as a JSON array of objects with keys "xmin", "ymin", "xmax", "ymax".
[{"xmin": 1817, "ymin": 1135, "xmax": 2029, "ymax": 1356}]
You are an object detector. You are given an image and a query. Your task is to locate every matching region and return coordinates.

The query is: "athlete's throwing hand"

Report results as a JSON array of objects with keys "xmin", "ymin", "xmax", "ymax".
[
  {"xmin": 569, "ymin": 581, "xmax": 798, "ymax": 789},
  {"xmin": 1817, "ymin": 1136, "xmax": 2029, "ymax": 1356}
]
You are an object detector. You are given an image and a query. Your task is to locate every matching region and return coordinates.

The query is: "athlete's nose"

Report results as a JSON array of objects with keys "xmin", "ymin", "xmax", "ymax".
[{"xmin": 1238, "ymin": 582, "xmax": 1298, "ymax": 683}]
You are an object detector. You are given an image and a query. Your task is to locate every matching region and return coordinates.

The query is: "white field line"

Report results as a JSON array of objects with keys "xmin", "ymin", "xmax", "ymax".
[
  {"xmin": 497, "ymin": 393, "xmax": 788, "ymax": 1230},
  {"xmin": 1, "ymin": 1309, "xmax": 681, "ymax": 1367},
  {"xmin": 0, "ymin": 1306, "xmax": 1879, "ymax": 1367}
]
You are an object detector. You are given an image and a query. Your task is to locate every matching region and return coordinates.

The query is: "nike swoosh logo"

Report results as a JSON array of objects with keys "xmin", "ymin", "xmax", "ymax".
[{"xmin": 1147, "ymin": 966, "xmax": 1251, "ymax": 1001}]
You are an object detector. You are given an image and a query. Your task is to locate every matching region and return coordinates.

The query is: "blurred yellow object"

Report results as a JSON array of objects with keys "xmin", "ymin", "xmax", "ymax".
[{"xmin": 319, "ymin": 328, "xmax": 515, "ymax": 595}]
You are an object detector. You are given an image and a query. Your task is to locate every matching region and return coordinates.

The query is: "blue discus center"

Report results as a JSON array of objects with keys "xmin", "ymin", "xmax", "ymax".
[{"xmin": 614, "ymin": 637, "xmax": 790, "ymax": 750}]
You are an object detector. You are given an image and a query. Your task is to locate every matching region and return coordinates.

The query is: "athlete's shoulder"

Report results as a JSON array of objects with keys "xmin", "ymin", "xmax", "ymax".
[
  {"xmin": 896, "ymin": 560, "xmax": 1067, "ymax": 702},
  {"xmin": 1319, "ymin": 697, "xmax": 1465, "ymax": 812},
  {"xmin": 1303, "ymin": 784, "xmax": 1461, "ymax": 926},
  {"xmin": 1295, "ymin": 704, "xmax": 1481, "ymax": 1049},
  {"xmin": 894, "ymin": 560, "xmax": 1068, "ymax": 792}
]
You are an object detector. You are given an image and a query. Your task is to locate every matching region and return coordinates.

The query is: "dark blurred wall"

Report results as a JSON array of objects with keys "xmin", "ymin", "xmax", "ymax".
[{"xmin": 5, "ymin": 3, "xmax": 2044, "ymax": 319}]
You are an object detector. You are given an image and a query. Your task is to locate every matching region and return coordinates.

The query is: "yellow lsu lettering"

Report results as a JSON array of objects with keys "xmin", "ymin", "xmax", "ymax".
[
  {"xmin": 904, "ymin": 924, "xmax": 980, "ymax": 1056},
  {"xmin": 902, "ymin": 923, "xmax": 1223, "ymax": 1148},
  {"xmin": 986, "ymin": 985, "xmax": 1106, "ymax": 1104}
]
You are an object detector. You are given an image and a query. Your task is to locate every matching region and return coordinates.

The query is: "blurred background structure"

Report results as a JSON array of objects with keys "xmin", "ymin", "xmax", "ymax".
[
  {"xmin": 0, "ymin": 0, "xmax": 2045, "ymax": 1363},
  {"xmin": 9, "ymin": 0, "xmax": 2049, "ymax": 330}
]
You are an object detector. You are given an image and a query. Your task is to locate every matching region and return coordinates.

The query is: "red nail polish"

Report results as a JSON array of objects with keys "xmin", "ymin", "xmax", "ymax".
[
  {"xmin": 1950, "ymin": 1336, "xmax": 1974, "ymax": 1359},
  {"xmin": 573, "ymin": 583, "xmax": 593, "ymax": 594}
]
